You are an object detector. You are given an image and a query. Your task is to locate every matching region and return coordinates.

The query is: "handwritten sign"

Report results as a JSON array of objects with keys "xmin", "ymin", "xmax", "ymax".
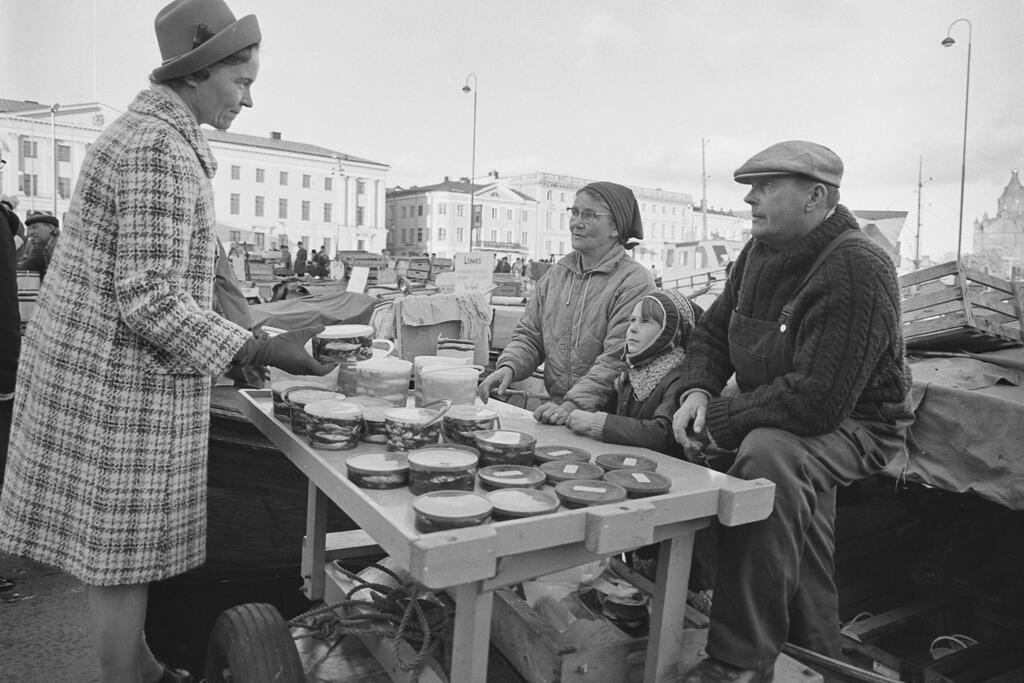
[
  {"xmin": 346, "ymin": 266, "xmax": 369, "ymax": 293},
  {"xmin": 453, "ymin": 251, "xmax": 495, "ymax": 293}
]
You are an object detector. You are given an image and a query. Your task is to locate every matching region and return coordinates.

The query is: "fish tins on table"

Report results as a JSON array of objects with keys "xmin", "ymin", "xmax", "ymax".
[
  {"xmin": 413, "ymin": 490, "xmax": 493, "ymax": 533},
  {"xmin": 407, "ymin": 446, "xmax": 479, "ymax": 495},
  {"xmin": 539, "ymin": 460, "xmax": 605, "ymax": 485},
  {"xmin": 270, "ymin": 381, "xmax": 324, "ymax": 424},
  {"xmin": 594, "ymin": 452, "xmax": 659, "ymax": 473},
  {"xmin": 477, "ymin": 464, "xmax": 546, "ymax": 490},
  {"xmin": 384, "ymin": 406, "xmax": 443, "ymax": 451},
  {"xmin": 442, "ymin": 405, "xmax": 499, "ymax": 447},
  {"xmin": 474, "ymin": 430, "xmax": 536, "ymax": 467},
  {"xmin": 534, "ymin": 444, "xmax": 592, "ymax": 466},
  {"xmin": 304, "ymin": 400, "xmax": 363, "ymax": 450},
  {"xmin": 487, "ymin": 488, "xmax": 560, "ymax": 520},
  {"xmin": 345, "ymin": 451, "xmax": 410, "ymax": 489},
  {"xmin": 340, "ymin": 396, "xmax": 393, "ymax": 443},
  {"xmin": 283, "ymin": 387, "xmax": 341, "ymax": 436},
  {"xmin": 554, "ymin": 480, "xmax": 628, "ymax": 509},
  {"xmin": 602, "ymin": 469, "xmax": 672, "ymax": 498}
]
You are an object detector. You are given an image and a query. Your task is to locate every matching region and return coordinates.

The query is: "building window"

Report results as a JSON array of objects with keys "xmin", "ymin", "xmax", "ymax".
[
  {"xmin": 546, "ymin": 191, "xmax": 552, "ymax": 200},
  {"xmin": 426, "ymin": 229, "xmax": 431, "ymax": 241},
  {"xmin": 323, "ymin": 203, "xmax": 332, "ymax": 222},
  {"xmin": 302, "ymin": 174, "xmax": 311, "ymax": 188},
  {"xmin": 490, "ymin": 229, "xmax": 497, "ymax": 242},
  {"xmin": 254, "ymin": 233, "xmax": 265, "ymax": 249},
  {"xmin": 356, "ymin": 206, "xmax": 365, "ymax": 226},
  {"xmin": 417, "ymin": 205, "xmax": 423, "ymax": 217},
  {"xmin": 57, "ymin": 144, "xmax": 71, "ymax": 162},
  {"xmin": 416, "ymin": 228, "xmax": 423, "ymax": 242},
  {"xmin": 21, "ymin": 139, "xmax": 37, "ymax": 158},
  {"xmin": 254, "ymin": 195, "xmax": 264, "ymax": 217},
  {"xmin": 57, "ymin": 177, "xmax": 71, "ymax": 199},
  {"xmin": 19, "ymin": 174, "xmax": 38, "ymax": 195},
  {"xmin": 559, "ymin": 212, "xmax": 565, "ymax": 230},
  {"xmin": 456, "ymin": 205, "xmax": 464, "ymax": 217},
  {"xmin": 401, "ymin": 206, "xmax": 407, "ymax": 218},
  {"xmin": 401, "ymin": 229, "xmax": 407, "ymax": 242},
  {"xmin": 231, "ymin": 165, "xmax": 240, "ymax": 180},
  {"xmin": 229, "ymin": 193, "xmax": 240, "ymax": 215},
  {"xmin": 457, "ymin": 228, "xmax": 464, "ymax": 242},
  {"xmin": 521, "ymin": 210, "xmax": 528, "ymax": 221},
  {"xmin": 506, "ymin": 209, "xmax": 512, "ymax": 220},
  {"xmin": 438, "ymin": 204, "xmax": 447, "ymax": 215},
  {"xmin": 545, "ymin": 240, "xmax": 551, "ymax": 252},
  {"xmin": 256, "ymin": 168, "xmax": 265, "ymax": 183},
  {"xmin": 280, "ymin": 171, "xmax": 288, "ymax": 186},
  {"xmin": 506, "ymin": 230, "xmax": 512, "ymax": 243},
  {"xmin": 324, "ymin": 176, "xmax": 333, "ymax": 191},
  {"xmin": 356, "ymin": 179, "xmax": 366, "ymax": 195},
  {"xmin": 559, "ymin": 241, "xmax": 565, "ymax": 254},
  {"xmin": 439, "ymin": 228, "xmax": 446, "ymax": 240},
  {"xmin": 490, "ymin": 208, "xmax": 497, "ymax": 219},
  {"xmin": 229, "ymin": 230, "xmax": 241, "ymax": 243},
  {"xmin": 278, "ymin": 198, "xmax": 288, "ymax": 219},
  {"xmin": 301, "ymin": 200, "xmax": 310, "ymax": 221},
  {"xmin": 521, "ymin": 231, "xmax": 528, "ymax": 246}
]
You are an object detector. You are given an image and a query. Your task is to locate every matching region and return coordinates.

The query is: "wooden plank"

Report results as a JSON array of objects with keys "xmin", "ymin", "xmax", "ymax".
[
  {"xmin": 840, "ymin": 593, "xmax": 962, "ymax": 643},
  {"xmin": 450, "ymin": 582, "xmax": 494, "ymax": 683},
  {"xmin": 1013, "ymin": 281, "xmax": 1024, "ymax": 342},
  {"xmin": 902, "ymin": 300, "xmax": 964, "ymax": 323},
  {"xmin": 961, "ymin": 265, "xmax": 1015, "ymax": 293},
  {"xmin": 584, "ymin": 503, "xmax": 657, "ymax": 556},
  {"xmin": 965, "ymin": 290, "xmax": 1018, "ymax": 319},
  {"xmin": 955, "ymin": 268, "xmax": 975, "ymax": 327},
  {"xmin": 899, "ymin": 261, "xmax": 959, "ymax": 288},
  {"xmin": 903, "ymin": 310, "xmax": 969, "ymax": 338},
  {"xmin": 304, "ymin": 482, "xmax": 329, "ymax": 601},
  {"xmin": 901, "ymin": 288, "xmax": 961, "ymax": 315},
  {"xmin": 645, "ymin": 533, "xmax": 695, "ymax": 682}
]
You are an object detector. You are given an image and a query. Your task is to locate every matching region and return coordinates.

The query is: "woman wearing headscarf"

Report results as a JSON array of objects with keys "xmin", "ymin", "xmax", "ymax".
[
  {"xmin": 478, "ymin": 181, "xmax": 655, "ymax": 424},
  {"xmin": 0, "ymin": 1, "xmax": 331, "ymax": 680}
]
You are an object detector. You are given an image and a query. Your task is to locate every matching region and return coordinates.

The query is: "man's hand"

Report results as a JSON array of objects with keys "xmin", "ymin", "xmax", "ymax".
[
  {"xmin": 477, "ymin": 366, "xmax": 513, "ymax": 403},
  {"xmin": 534, "ymin": 401, "xmax": 570, "ymax": 425},
  {"xmin": 673, "ymin": 392, "xmax": 710, "ymax": 461}
]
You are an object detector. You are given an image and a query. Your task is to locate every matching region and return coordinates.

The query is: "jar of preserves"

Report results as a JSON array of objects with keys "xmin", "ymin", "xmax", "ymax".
[
  {"xmin": 346, "ymin": 452, "xmax": 410, "ymax": 490},
  {"xmin": 271, "ymin": 381, "xmax": 323, "ymax": 424},
  {"xmin": 539, "ymin": 460, "xmax": 605, "ymax": 486},
  {"xmin": 283, "ymin": 387, "xmax": 341, "ymax": 436},
  {"xmin": 412, "ymin": 491, "xmax": 493, "ymax": 533},
  {"xmin": 442, "ymin": 405, "xmax": 499, "ymax": 447},
  {"xmin": 594, "ymin": 452, "xmax": 659, "ymax": 473},
  {"xmin": 534, "ymin": 444, "xmax": 592, "ymax": 466},
  {"xmin": 554, "ymin": 480, "xmax": 628, "ymax": 509},
  {"xmin": 474, "ymin": 430, "xmax": 536, "ymax": 468},
  {"xmin": 304, "ymin": 400, "xmax": 363, "ymax": 450},
  {"xmin": 477, "ymin": 464, "xmax": 546, "ymax": 491},
  {"xmin": 487, "ymin": 489, "xmax": 560, "ymax": 521},
  {"xmin": 383, "ymin": 401, "xmax": 448, "ymax": 452},
  {"xmin": 603, "ymin": 469, "xmax": 672, "ymax": 498},
  {"xmin": 341, "ymin": 396, "xmax": 393, "ymax": 444},
  {"xmin": 312, "ymin": 324, "xmax": 392, "ymax": 365},
  {"xmin": 407, "ymin": 446, "xmax": 479, "ymax": 495}
]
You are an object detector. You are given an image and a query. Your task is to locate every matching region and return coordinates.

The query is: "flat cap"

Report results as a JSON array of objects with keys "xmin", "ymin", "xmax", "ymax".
[
  {"xmin": 734, "ymin": 140, "xmax": 843, "ymax": 187},
  {"xmin": 26, "ymin": 213, "xmax": 59, "ymax": 228}
]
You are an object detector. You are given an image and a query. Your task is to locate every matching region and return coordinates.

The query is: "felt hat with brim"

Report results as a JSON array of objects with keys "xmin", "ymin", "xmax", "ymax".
[
  {"xmin": 733, "ymin": 140, "xmax": 843, "ymax": 188},
  {"xmin": 26, "ymin": 214, "xmax": 59, "ymax": 228},
  {"xmin": 151, "ymin": 0, "xmax": 261, "ymax": 81}
]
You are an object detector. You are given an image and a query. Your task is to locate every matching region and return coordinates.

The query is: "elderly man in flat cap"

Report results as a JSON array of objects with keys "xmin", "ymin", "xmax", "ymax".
[
  {"xmin": 16, "ymin": 213, "xmax": 60, "ymax": 279},
  {"xmin": 672, "ymin": 141, "xmax": 913, "ymax": 682},
  {"xmin": 0, "ymin": 1, "xmax": 332, "ymax": 681}
]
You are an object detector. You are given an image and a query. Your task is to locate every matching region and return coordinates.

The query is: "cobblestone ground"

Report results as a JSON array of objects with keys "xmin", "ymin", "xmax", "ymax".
[{"xmin": 0, "ymin": 552, "xmax": 101, "ymax": 683}]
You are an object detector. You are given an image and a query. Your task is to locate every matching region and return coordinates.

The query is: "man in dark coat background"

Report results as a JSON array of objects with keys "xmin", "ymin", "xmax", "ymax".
[{"xmin": 0, "ymin": 189, "xmax": 22, "ymax": 593}]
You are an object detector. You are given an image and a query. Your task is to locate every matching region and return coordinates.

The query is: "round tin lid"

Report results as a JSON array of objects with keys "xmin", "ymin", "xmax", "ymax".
[
  {"xmin": 445, "ymin": 405, "xmax": 498, "ymax": 422},
  {"xmin": 284, "ymin": 388, "xmax": 339, "ymax": 406},
  {"xmin": 478, "ymin": 465, "xmax": 546, "ymax": 489},
  {"xmin": 413, "ymin": 490, "xmax": 492, "ymax": 520},
  {"xmin": 539, "ymin": 460, "xmax": 605, "ymax": 482},
  {"xmin": 407, "ymin": 446, "xmax": 479, "ymax": 471},
  {"xmin": 475, "ymin": 430, "xmax": 536, "ymax": 448},
  {"xmin": 270, "ymin": 380, "xmax": 323, "ymax": 395},
  {"xmin": 318, "ymin": 324, "xmax": 374, "ymax": 339},
  {"xmin": 535, "ymin": 445, "xmax": 592, "ymax": 464},
  {"xmin": 346, "ymin": 452, "xmax": 409, "ymax": 475},
  {"xmin": 488, "ymin": 488, "xmax": 560, "ymax": 517},
  {"xmin": 595, "ymin": 452, "xmax": 659, "ymax": 472},
  {"xmin": 603, "ymin": 469, "xmax": 672, "ymax": 496},
  {"xmin": 554, "ymin": 480, "xmax": 628, "ymax": 507},
  {"xmin": 384, "ymin": 407, "xmax": 439, "ymax": 424},
  {"xmin": 304, "ymin": 400, "xmax": 362, "ymax": 419}
]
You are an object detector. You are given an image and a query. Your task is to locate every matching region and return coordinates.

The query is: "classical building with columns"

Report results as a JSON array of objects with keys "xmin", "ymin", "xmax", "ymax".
[
  {"xmin": 0, "ymin": 99, "xmax": 389, "ymax": 256},
  {"xmin": 971, "ymin": 170, "xmax": 1024, "ymax": 279}
]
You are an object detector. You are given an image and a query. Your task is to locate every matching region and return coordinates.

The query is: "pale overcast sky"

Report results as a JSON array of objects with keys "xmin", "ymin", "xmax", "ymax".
[{"xmin": 3, "ymin": 0, "xmax": 1021, "ymax": 259}]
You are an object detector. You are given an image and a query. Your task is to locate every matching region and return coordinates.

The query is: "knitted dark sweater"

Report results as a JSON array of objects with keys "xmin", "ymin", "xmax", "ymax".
[{"xmin": 678, "ymin": 205, "xmax": 911, "ymax": 450}]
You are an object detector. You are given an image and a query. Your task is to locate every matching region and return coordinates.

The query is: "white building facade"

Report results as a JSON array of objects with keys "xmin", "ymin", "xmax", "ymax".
[{"xmin": 0, "ymin": 99, "xmax": 389, "ymax": 257}]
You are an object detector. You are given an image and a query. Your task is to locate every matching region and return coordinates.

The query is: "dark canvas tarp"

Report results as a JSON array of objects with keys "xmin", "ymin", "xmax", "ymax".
[{"xmin": 248, "ymin": 287, "xmax": 379, "ymax": 331}]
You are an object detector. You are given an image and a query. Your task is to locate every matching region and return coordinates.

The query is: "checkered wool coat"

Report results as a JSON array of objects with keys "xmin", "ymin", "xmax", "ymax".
[{"xmin": 0, "ymin": 87, "xmax": 251, "ymax": 585}]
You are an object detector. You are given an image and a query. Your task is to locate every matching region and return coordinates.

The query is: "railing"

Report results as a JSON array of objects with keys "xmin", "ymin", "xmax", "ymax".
[{"xmin": 661, "ymin": 266, "xmax": 729, "ymax": 292}]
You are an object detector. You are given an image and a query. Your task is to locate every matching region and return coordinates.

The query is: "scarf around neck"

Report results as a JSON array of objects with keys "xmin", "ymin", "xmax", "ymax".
[{"xmin": 628, "ymin": 345, "xmax": 686, "ymax": 403}]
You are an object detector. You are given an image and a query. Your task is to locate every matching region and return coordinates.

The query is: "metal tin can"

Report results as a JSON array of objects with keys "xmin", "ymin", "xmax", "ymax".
[
  {"xmin": 474, "ymin": 430, "xmax": 536, "ymax": 468},
  {"xmin": 304, "ymin": 400, "xmax": 363, "ymax": 450},
  {"xmin": 345, "ymin": 451, "xmax": 410, "ymax": 489},
  {"xmin": 413, "ymin": 490, "xmax": 492, "ymax": 533},
  {"xmin": 407, "ymin": 446, "xmax": 479, "ymax": 495}
]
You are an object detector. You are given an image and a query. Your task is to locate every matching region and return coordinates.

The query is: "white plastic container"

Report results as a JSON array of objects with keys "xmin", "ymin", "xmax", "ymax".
[
  {"xmin": 353, "ymin": 357, "xmax": 413, "ymax": 407},
  {"xmin": 413, "ymin": 355, "xmax": 472, "ymax": 406},
  {"xmin": 420, "ymin": 365, "xmax": 483, "ymax": 407}
]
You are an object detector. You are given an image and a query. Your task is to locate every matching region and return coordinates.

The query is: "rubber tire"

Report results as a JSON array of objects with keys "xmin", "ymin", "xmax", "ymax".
[{"xmin": 204, "ymin": 602, "xmax": 305, "ymax": 683}]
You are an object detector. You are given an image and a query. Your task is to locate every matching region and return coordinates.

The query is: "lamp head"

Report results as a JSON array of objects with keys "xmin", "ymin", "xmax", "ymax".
[
  {"xmin": 941, "ymin": 36, "xmax": 956, "ymax": 47},
  {"xmin": 462, "ymin": 85, "xmax": 472, "ymax": 93}
]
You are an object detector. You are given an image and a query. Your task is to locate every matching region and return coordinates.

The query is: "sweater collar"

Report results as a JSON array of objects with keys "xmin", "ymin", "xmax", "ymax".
[
  {"xmin": 558, "ymin": 243, "xmax": 630, "ymax": 276},
  {"xmin": 128, "ymin": 86, "xmax": 218, "ymax": 179},
  {"xmin": 754, "ymin": 204, "xmax": 858, "ymax": 256}
]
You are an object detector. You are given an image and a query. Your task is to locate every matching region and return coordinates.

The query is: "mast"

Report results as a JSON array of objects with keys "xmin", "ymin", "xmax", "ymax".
[
  {"xmin": 915, "ymin": 156, "xmax": 923, "ymax": 270},
  {"xmin": 701, "ymin": 137, "xmax": 708, "ymax": 240}
]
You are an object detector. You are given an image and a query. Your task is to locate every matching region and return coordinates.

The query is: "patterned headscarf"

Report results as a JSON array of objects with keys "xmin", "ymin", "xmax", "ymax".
[
  {"xmin": 579, "ymin": 181, "xmax": 644, "ymax": 247},
  {"xmin": 625, "ymin": 289, "xmax": 696, "ymax": 367}
]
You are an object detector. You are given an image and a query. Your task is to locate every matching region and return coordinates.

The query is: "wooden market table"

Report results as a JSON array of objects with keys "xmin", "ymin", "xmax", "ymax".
[{"xmin": 239, "ymin": 390, "xmax": 775, "ymax": 683}]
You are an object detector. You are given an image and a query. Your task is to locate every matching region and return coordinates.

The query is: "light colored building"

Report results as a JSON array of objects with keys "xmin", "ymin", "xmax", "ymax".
[
  {"xmin": 972, "ymin": 170, "xmax": 1024, "ymax": 279},
  {"xmin": 505, "ymin": 172, "xmax": 696, "ymax": 271},
  {"xmin": 386, "ymin": 177, "xmax": 538, "ymax": 260},
  {"xmin": 689, "ymin": 206, "xmax": 751, "ymax": 244},
  {"xmin": 0, "ymin": 98, "xmax": 389, "ymax": 257}
]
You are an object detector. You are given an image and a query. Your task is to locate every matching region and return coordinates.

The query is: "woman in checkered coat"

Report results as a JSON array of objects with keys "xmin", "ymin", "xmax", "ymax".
[{"xmin": 0, "ymin": 2, "xmax": 330, "ymax": 680}]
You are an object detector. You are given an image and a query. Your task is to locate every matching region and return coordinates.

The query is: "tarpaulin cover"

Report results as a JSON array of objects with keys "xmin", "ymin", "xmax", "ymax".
[
  {"xmin": 248, "ymin": 287, "xmax": 379, "ymax": 330},
  {"xmin": 890, "ymin": 349, "xmax": 1024, "ymax": 510}
]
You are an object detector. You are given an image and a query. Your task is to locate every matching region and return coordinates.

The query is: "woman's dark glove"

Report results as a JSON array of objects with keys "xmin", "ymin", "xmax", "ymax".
[{"xmin": 232, "ymin": 326, "xmax": 335, "ymax": 376}]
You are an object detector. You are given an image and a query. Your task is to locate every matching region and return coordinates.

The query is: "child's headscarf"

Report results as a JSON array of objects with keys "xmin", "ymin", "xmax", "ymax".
[{"xmin": 625, "ymin": 289, "xmax": 697, "ymax": 367}]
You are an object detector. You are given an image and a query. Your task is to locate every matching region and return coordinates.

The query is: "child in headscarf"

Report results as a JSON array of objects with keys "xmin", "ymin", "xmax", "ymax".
[{"xmin": 566, "ymin": 289, "xmax": 700, "ymax": 457}]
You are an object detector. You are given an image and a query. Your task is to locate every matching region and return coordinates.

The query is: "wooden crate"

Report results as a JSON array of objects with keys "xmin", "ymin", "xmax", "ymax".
[
  {"xmin": 899, "ymin": 261, "xmax": 1024, "ymax": 352},
  {"xmin": 490, "ymin": 587, "xmax": 821, "ymax": 683}
]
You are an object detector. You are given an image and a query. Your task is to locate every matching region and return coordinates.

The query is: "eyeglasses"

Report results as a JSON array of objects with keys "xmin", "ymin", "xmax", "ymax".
[{"xmin": 567, "ymin": 207, "xmax": 612, "ymax": 223}]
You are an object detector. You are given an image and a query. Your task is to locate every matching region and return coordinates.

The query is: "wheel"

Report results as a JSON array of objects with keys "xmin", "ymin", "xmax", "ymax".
[{"xmin": 204, "ymin": 602, "xmax": 305, "ymax": 683}]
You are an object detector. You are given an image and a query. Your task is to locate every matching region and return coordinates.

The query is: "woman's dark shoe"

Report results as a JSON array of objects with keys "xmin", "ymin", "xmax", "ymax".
[{"xmin": 680, "ymin": 657, "xmax": 774, "ymax": 683}]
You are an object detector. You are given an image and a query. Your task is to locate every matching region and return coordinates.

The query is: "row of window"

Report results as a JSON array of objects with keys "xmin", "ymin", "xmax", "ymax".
[
  {"xmin": 228, "ymin": 165, "xmax": 369, "ymax": 194},
  {"xmin": 393, "ymin": 204, "xmax": 530, "ymax": 221},
  {"xmin": 19, "ymin": 139, "xmax": 72, "ymax": 162},
  {"xmin": 398, "ymin": 227, "xmax": 529, "ymax": 246},
  {"xmin": 227, "ymin": 194, "xmax": 365, "ymax": 225},
  {"xmin": 17, "ymin": 173, "xmax": 71, "ymax": 199}
]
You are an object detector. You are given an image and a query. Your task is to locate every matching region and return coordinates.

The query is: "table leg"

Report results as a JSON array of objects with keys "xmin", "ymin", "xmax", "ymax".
[
  {"xmin": 449, "ymin": 581, "xmax": 494, "ymax": 683},
  {"xmin": 303, "ymin": 481, "xmax": 329, "ymax": 601},
  {"xmin": 645, "ymin": 530, "xmax": 697, "ymax": 682}
]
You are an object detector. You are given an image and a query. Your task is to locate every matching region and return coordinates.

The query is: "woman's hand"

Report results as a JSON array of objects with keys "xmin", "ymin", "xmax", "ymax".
[
  {"xmin": 477, "ymin": 366, "xmax": 513, "ymax": 403},
  {"xmin": 534, "ymin": 401, "xmax": 570, "ymax": 425},
  {"xmin": 566, "ymin": 409, "xmax": 595, "ymax": 435}
]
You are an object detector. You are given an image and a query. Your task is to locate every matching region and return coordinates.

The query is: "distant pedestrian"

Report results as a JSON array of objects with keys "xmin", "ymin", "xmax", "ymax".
[
  {"xmin": 279, "ymin": 244, "xmax": 292, "ymax": 275},
  {"xmin": 294, "ymin": 240, "xmax": 307, "ymax": 276},
  {"xmin": 316, "ymin": 245, "xmax": 331, "ymax": 278},
  {"xmin": 308, "ymin": 249, "xmax": 320, "ymax": 277},
  {"xmin": 16, "ymin": 213, "xmax": 60, "ymax": 280}
]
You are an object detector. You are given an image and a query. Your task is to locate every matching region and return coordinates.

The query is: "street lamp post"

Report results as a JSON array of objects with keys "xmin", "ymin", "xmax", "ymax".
[
  {"xmin": 50, "ymin": 103, "xmax": 60, "ymax": 215},
  {"xmin": 941, "ymin": 18, "xmax": 972, "ymax": 264},
  {"xmin": 462, "ymin": 73, "xmax": 477, "ymax": 251}
]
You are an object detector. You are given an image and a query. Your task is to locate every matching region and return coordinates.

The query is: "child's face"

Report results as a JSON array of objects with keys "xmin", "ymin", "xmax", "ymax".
[{"xmin": 626, "ymin": 301, "xmax": 661, "ymax": 355}]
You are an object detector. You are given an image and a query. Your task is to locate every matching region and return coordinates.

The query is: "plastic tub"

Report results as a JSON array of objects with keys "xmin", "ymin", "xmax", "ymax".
[
  {"xmin": 384, "ymin": 405, "xmax": 446, "ymax": 452},
  {"xmin": 304, "ymin": 400, "xmax": 363, "ymax": 450},
  {"xmin": 442, "ymin": 405, "xmax": 499, "ymax": 447},
  {"xmin": 419, "ymin": 365, "xmax": 483, "ymax": 407},
  {"xmin": 474, "ymin": 430, "xmax": 536, "ymax": 468},
  {"xmin": 341, "ymin": 396, "xmax": 393, "ymax": 443},
  {"xmin": 413, "ymin": 491, "xmax": 492, "ymax": 533},
  {"xmin": 477, "ymin": 464, "xmax": 546, "ymax": 491},
  {"xmin": 594, "ymin": 452, "xmax": 659, "ymax": 473},
  {"xmin": 413, "ymin": 355, "xmax": 472, "ymax": 406},
  {"xmin": 270, "ymin": 381, "xmax": 323, "ymax": 423},
  {"xmin": 487, "ymin": 489, "xmax": 560, "ymax": 520},
  {"xmin": 354, "ymin": 357, "xmax": 413, "ymax": 407},
  {"xmin": 554, "ymin": 480, "xmax": 628, "ymax": 509},
  {"xmin": 345, "ymin": 452, "xmax": 410, "ymax": 489},
  {"xmin": 312, "ymin": 324, "xmax": 392, "ymax": 365},
  {"xmin": 407, "ymin": 446, "xmax": 479, "ymax": 495},
  {"xmin": 539, "ymin": 460, "xmax": 605, "ymax": 485},
  {"xmin": 534, "ymin": 444, "xmax": 592, "ymax": 466},
  {"xmin": 283, "ymin": 387, "xmax": 341, "ymax": 436},
  {"xmin": 603, "ymin": 469, "xmax": 672, "ymax": 498}
]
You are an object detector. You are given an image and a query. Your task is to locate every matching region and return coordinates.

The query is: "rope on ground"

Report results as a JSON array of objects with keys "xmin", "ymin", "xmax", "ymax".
[{"xmin": 288, "ymin": 561, "xmax": 452, "ymax": 678}]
